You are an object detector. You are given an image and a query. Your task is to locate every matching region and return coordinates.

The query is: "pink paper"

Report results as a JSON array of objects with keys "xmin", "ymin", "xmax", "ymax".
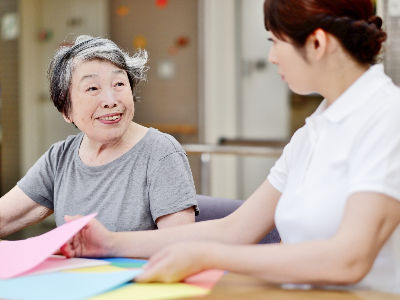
[
  {"xmin": 19, "ymin": 255, "xmax": 108, "ymax": 277},
  {"xmin": 0, "ymin": 213, "xmax": 96, "ymax": 279},
  {"xmin": 184, "ymin": 269, "xmax": 225, "ymax": 289}
]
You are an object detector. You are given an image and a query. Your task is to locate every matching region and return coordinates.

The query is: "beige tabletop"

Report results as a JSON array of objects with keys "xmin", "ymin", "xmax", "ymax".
[{"xmin": 186, "ymin": 273, "xmax": 400, "ymax": 300}]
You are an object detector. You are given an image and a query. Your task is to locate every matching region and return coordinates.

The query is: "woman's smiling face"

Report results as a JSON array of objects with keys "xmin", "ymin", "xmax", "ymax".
[{"xmin": 67, "ymin": 59, "xmax": 135, "ymax": 144}]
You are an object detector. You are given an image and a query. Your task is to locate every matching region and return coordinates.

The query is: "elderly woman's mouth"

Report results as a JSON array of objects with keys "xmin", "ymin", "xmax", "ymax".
[{"xmin": 97, "ymin": 113, "xmax": 122, "ymax": 123}]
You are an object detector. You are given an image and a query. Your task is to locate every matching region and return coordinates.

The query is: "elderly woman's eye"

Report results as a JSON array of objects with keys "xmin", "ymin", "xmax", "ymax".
[
  {"xmin": 115, "ymin": 82, "xmax": 125, "ymax": 87},
  {"xmin": 86, "ymin": 86, "xmax": 98, "ymax": 92}
]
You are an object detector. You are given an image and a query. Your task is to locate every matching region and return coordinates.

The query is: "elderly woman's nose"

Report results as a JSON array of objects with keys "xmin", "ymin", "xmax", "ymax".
[{"xmin": 100, "ymin": 89, "xmax": 118, "ymax": 108}]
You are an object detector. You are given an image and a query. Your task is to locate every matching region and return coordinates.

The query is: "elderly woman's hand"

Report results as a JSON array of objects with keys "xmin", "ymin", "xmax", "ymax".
[
  {"xmin": 60, "ymin": 216, "xmax": 114, "ymax": 258},
  {"xmin": 135, "ymin": 241, "xmax": 216, "ymax": 283}
]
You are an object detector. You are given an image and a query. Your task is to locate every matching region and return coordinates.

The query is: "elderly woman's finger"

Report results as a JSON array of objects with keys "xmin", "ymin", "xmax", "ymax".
[
  {"xmin": 60, "ymin": 239, "xmax": 75, "ymax": 258},
  {"xmin": 71, "ymin": 234, "xmax": 79, "ymax": 253}
]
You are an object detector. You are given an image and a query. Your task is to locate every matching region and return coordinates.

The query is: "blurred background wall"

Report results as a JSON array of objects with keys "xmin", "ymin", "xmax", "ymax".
[
  {"xmin": 0, "ymin": 0, "xmax": 20, "ymax": 195},
  {"xmin": 0, "ymin": 0, "xmax": 398, "ymax": 238}
]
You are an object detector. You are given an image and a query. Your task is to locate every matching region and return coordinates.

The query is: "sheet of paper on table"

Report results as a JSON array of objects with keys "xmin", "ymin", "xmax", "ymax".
[{"xmin": 0, "ymin": 213, "xmax": 97, "ymax": 279}]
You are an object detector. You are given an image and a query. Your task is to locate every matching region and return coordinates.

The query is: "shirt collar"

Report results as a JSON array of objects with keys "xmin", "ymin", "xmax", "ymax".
[{"xmin": 311, "ymin": 64, "xmax": 391, "ymax": 123}]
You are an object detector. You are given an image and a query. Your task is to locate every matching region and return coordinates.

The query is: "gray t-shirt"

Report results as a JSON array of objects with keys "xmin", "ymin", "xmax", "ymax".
[{"xmin": 17, "ymin": 128, "xmax": 198, "ymax": 231}]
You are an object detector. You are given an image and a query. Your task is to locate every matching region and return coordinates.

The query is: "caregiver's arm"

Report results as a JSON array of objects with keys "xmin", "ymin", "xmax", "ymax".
[
  {"xmin": 0, "ymin": 186, "xmax": 53, "ymax": 238},
  {"xmin": 61, "ymin": 180, "xmax": 280, "ymax": 258},
  {"xmin": 137, "ymin": 192, "xmax": 400, "ymax": 284},
  {"xmin": 204, "ymin": 192, "xmax": 400, "ymax": 284}
]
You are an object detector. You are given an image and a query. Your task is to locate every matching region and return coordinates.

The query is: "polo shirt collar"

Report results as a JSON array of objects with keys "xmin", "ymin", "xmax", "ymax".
[{"xmin": 312, "ymin": 64, "xmax": 390, "ymax": 123}]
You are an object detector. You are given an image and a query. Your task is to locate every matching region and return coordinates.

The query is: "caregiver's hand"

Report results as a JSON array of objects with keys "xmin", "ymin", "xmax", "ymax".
[{"xmin": 136, "ymin": 241, "xmax": 215, "ymax": 283}]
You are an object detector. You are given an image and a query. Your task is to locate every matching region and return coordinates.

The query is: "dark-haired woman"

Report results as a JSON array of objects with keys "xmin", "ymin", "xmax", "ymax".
[{"xmin": 61, "ymin": 0, "xmax": 400, "ymax": 293}]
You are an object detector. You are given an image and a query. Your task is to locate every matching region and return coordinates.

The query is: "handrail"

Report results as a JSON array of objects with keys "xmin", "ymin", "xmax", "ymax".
[
  {"xmin": 218, "ymin": 137, "xmax": 288, "ymax": 148},
  {"xmin": 144, "ymin": 124, "xmax": 197, "ymax": 135},
  {"xmin": 183, "ymin": 144, "xmax": 283, "ymax": 157},
  {"xmin": 183, "ymin": 144, "xmax": 283, "ymax": 195}
]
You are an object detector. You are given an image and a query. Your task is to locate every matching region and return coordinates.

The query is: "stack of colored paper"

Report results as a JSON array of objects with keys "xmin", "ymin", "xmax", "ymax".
[{"xmin": 0, "ymin": 214, "xmax": 224, "ymax": 300}]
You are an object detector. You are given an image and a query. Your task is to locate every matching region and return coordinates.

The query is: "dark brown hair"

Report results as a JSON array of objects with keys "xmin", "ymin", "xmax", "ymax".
[{"xmin": 264, "ymin": 0, "xmax": 386, "ymax": 64}]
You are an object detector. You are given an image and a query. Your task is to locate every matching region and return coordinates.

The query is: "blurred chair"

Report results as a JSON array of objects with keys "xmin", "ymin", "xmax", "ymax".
[{"xmin": 195, "ymin": 194, "xmax": 281, "ymax": 244}]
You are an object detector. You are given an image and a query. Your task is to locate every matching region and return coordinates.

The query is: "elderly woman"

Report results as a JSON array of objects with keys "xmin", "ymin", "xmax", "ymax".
[
  {"xmin": 0, "ymin": 35, "xmax": 197, "ymax": 237},
  {"xmin": 62, "ymin": 0, "xmax": 400, "ymax": 294}
]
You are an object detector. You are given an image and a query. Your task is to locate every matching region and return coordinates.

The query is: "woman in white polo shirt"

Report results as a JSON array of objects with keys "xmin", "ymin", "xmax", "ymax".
[{"xmin": 61, "ymin": 0, "xmax": 400, "ymax": 293}]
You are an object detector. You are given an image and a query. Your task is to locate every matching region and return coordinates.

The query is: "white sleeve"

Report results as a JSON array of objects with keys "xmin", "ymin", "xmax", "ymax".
[{"xmin": 348, "ymin": 104, "xmax": 400, "ymax": 201}]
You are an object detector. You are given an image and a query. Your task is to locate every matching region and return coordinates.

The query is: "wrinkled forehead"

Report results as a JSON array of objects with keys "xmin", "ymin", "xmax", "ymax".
[
  {"xmin": 70, "ymin": 58, "xmax": 126, "ymax": 83},
  {"xmin": 70, "ymin": 49, "xmax": 126, "ymax": 80}
]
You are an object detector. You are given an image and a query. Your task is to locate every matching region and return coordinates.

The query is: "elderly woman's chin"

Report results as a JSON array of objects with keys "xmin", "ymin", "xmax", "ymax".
[{"xmin": 84, "ymin": 119, "xmax": 134, "ymax": 145}]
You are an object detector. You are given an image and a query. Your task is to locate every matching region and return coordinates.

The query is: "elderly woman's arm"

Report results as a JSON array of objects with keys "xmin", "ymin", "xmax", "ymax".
[
  {"xmin": 138, "ymin": 191, "xmax": 400, "ymax": 285},
  {"xmin": 61, "ymin": 179, "xmax": 280, "ymax": 258},
  {"xmin": 155, "ymin": 207, "xmax": 195, "ymax": 228},
  {"xmin": 0, "ymin": 186, "xmax": 52, "ymax": 238}
]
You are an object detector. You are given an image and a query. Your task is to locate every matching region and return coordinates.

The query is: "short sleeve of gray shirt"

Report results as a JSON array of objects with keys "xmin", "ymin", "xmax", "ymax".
[{"xmin": 17, "ymin": 128, "xmax": 198, "ymax": 231}]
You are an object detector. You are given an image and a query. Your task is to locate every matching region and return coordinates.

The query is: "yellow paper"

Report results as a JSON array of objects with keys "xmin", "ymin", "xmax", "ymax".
[
  {"xmin": 65, "ymin": 265, "xmax": 126, "ymax": 273},
  {"xmin": 90, "ymin": 282, "xmax": 209, "ymax": 300}
]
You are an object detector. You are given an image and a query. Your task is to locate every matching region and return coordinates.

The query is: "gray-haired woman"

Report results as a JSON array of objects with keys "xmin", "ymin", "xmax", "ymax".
[{"xmin": 0, "ymin": 35, "xmax": 198, "ymax": 238}]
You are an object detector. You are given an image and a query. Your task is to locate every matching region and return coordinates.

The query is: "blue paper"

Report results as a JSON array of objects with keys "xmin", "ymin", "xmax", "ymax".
[
  {"xmin": 100, "ymin": 257, "xmax": 147, "ymax": 264},
  {"xmin": 0, "ymin": 269, "xmax": 142, "ymax": 300},
  {"xmin": 100, "ymin": 257, "xmax": 147, "ymax": 268}
]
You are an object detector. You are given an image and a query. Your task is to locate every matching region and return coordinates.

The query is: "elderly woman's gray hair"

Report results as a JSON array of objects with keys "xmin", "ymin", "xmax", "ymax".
[{"xmin": 48, "ymin": 35, "xmax": 148, "ymax": 118}]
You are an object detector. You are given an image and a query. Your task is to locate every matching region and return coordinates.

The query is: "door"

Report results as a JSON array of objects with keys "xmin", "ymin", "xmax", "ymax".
[{"xmin": 237, "ymin": 0, "xmax": 289, "ymax": 199}]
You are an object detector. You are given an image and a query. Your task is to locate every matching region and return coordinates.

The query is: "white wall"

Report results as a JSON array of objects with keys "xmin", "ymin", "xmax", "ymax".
[
  {"xmin": 238, "ymin": 0, "xmax": 289, "ymax": 199},
  {"xmin": 201, "ymin": 0, "xmax": 239, "ymax": 199}
]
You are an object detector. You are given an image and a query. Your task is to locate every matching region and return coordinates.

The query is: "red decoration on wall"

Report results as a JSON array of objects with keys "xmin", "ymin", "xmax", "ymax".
[
  {"xmin": 166, "ymin": 36, "xmax": 190, "ymax": 56},
  {"xmin": 175, "ymin": 36, "xmax": 189, "ymax": 48},
  {"xmin": 156, "ymin": 0, "xmax": 168, "ymax": 9}
]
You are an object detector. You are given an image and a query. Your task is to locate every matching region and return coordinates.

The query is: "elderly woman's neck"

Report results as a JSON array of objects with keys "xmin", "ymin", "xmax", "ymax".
[{"xmin": 80, "ymin": 122, "xmax": 148, "ymax": 166}]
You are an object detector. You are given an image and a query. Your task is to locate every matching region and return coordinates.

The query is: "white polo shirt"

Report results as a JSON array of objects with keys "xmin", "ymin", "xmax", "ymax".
[{"xmin": 268, "ymin": 64, "xmax": 400, "ymax": 293}]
